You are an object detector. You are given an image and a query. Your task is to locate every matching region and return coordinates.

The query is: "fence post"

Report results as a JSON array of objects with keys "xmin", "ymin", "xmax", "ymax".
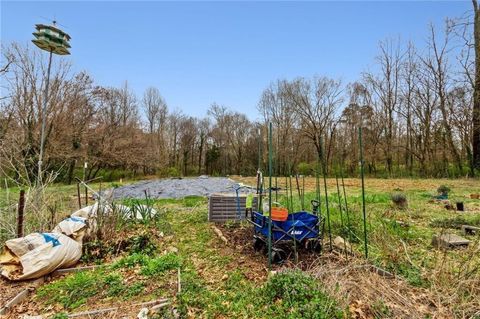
[
  {"xmin": 77, "ymin": 182, "xmax": 82, "ymax": 209},
  {"xmin": 85, "ymin": 183, "xmax": 88, "ymax": 206},
  {"xmin": 17, "ymin": 190, "xmax": 25, "ymax": 238}
]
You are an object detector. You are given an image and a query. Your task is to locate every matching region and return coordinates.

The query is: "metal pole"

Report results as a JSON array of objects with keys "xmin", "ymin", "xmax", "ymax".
[
  {"xmin": 37, "ymin": 50, "xmax": 53, "ymax": 186},
  {"xmin": 295, "ymin": 174, "xmax": 303, "ymax": 210},
  {"xmin": 359, "ymin": 127, "xmax": 368, "ymax": 258},
  {"xmin": 302, "ymin": 175, "xmax": 305, "ymax": 211},
  {"xmin": 320, "ymin": 136, "xmax": 332, "ymax": 251},
  {"xmin": 340, "ymin": 164, "xmax": 353, "ymax": 255},
  {"xmin": 285, "ymin": 175, "xmax": 289, "ymax": 212},
  {"xmin": 257, "ymin": 129, "xmax": 263, "ymax": 213},
  {"xmin": 335, "ymin": 173, "xmax": 347, "ymax": 259},
  {"xmin": 267, "ymin": 122, "xmax": 273, "ymax": 269},
  {"xmin": 289, "ymin": 173, "xmax": 297, "ymax": 263}
]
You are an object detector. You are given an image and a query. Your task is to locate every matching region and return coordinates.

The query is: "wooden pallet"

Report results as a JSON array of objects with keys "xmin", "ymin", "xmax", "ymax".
[{"xmin": 208, "ymin": 193, "xmax": 257, "ymax": 222}]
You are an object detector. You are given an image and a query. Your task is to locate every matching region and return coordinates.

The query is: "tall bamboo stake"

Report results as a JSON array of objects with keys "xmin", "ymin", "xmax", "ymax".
[{"xmin": 359, "ymin": 127, "xmax": 368, "ymax": 258}]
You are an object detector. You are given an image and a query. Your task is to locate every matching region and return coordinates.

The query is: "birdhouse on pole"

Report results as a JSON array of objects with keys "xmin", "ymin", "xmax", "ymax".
[{"xmin": 32, "ymin": 23, "xmax": 71, "ymax": 55}]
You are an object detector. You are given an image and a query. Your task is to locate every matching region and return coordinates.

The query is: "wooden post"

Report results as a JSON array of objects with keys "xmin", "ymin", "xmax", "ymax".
[
  {"xmin": 77, "ymin": 182, "xmax": 82, "ymax": 209},
  {"xmin": 85, "ymin": 184, "xmax": 88, "ymax": 206},
  {"xmin": 17, "ymin": 190, "xmax": 25, "ymax": 238}
]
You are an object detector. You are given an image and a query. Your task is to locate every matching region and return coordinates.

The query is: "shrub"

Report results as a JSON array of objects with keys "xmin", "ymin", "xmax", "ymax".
[
  {"xmin": 391, "ymin": 192, "xmax": 407, "ymax": 209},
  {"xmin": 297, "ymin": 162, "xmax": 313, "ymax": 176},
  {"xmin": 167, "ymin": 167, "xmax": 180, "ymax": 177}
]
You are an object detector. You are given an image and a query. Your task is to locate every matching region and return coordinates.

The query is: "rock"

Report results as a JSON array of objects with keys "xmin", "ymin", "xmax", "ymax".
[
  {"xmin": 333, "ymin": 236, "xmax": 352, "ymax": 252},
  {"xmin": 432, "ymin": 233, "xmax": 470, "ymax": 249},
  {"xmin": 395, "ymin": 220, "xmax": 409, "ymax": 227},
  {"xmin": 168, "ymin": 247, "xmax": 179, "ymax": 253},
  {"xmin": 461, "ymin": 225, "xmax": 480, "ymax": 236},
  {"xmin": 137, "ymin": 307, "xmax": 149, "ymax": 319}
]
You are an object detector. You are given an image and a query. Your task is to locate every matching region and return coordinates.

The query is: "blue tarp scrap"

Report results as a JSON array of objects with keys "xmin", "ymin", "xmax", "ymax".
[
  {"xmin": 65, "ymin": 216, "xmax": 86, "ymax": 223},
  {"xmin": 41, "ymin": 233, "xmax": 61, "ymax": 247}
]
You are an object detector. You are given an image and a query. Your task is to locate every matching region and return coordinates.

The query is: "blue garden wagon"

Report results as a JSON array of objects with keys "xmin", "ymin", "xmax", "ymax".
[{"xmin": 248, "ymin": 208, "xmax": 324, "ymax": 263}]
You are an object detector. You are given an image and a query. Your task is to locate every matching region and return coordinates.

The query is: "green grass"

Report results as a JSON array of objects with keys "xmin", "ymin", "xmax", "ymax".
[
  {"xmin": 38, "ymin": 252, "xmax": 179, "ymax": 310},
  {"xmin": 6, "ymin": 178, "xmax": 479, "ymax": 317}
]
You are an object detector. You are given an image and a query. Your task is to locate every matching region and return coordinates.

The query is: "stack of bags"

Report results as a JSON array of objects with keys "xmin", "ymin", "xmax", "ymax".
[{"xmin": 0, "ymin": 203, "xmax": 100, "ymax": 280}]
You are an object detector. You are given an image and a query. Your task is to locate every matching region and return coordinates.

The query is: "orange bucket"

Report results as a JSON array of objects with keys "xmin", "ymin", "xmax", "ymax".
[{"xmin": 271, "ymin": 207, "xmax": 288, "ymax": 221}]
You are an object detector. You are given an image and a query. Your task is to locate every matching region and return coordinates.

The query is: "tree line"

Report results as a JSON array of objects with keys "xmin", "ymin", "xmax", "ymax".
[{"xmin": 1, "ymin": 13, "xmax": 480, "ymax": 184}]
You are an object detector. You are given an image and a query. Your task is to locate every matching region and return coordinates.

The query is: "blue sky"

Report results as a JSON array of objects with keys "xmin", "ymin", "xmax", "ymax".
[{"xmin": 1, "ymin": 1, "xmax": 471, "ymax": 120}]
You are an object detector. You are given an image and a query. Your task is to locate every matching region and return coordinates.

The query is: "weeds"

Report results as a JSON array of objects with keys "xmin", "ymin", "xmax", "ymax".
[
  {"xmin": 391, "ymin": 192, "xmax": 408, "ymax": 209},
  {"xmin": 139, "ymin": 253, "xmax": 181, "ymax": 276},
  {"xmin": 262, "ymin": 270, "xmax": 343, "ymax": 318},
  {"xmin": 37, "ymin": 253, "xmax": 170, "ymax": 310},
  {"xmin": 430, "ymin": 215, "xmax": 480, "ymax": 229}
]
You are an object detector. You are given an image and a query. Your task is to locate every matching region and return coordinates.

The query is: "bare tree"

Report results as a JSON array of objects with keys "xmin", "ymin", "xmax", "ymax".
[
  {"xmin": 421, "ymin": 24, "xmax": 463, "ymax": 173},
  {"xmin": 363, "ymin": 39, "xmax": 404, "ymax": 175},
  {"xmin": 285, "ymin": 76, "xmax": 343, "ymax": 163},
  {"xmin": 142, "ymin": 87, "xmax": 166, "ymax": 134}
]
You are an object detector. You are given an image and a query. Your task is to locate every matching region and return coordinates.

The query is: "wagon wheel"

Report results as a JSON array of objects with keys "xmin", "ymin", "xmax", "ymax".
[
  {"xmin": 271, "ymin": 247, "xmax": 287, "ymax": 264},
  {"xmin": 306, "ymin": 239, "xmax": 322, "ymax": 253},
  {"xmin": 253, "ymin": 236, "xmax": 266, "ymax": 253}
]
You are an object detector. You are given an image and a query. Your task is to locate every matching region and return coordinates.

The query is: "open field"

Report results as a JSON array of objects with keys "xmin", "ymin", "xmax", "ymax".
[{"xmin": 0, "ymin": 177, "xmax": 479, "ymax": 318}]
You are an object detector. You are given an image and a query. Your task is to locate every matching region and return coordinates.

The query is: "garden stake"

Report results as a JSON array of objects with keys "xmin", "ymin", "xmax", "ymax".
[
  {"xmin": 267, "ymin": 122, "xmax": 273, "ymax": 269},
  {"xmin": 288, "ymin": 166, "xmax": 297, "ymax": 263},
  {"xmin": 275, "ymin": 175, "xmax": 278, "ymax": 202},
  {"xmin": 335, "ymin": 173, "xmax": 345, "ymax": 228},
  {"xmin": 359, "ymin": 127, "xmax": 369, "ymax": 259},
  {"xmin": 289, "ymin": 171, "xmax": 294, "ymax": 213},
  {"xmin": 295, "ymin": 174, "xmax": 301, "ymax": 208},
  {"xmin": 335, "ymin": 173, "xmax": 348, "ymax": 260},
  {"xmin": 302, "ymin": 175, "xmax": 305, "ymax": 211},
  {"xmin": 340, "ymin": 164, "xmax": 353, "ymax": 255},
  {"xmin": 285, "ymin": 175, "xmax": 290, "ymax": 213},
  {"xmin": 257, "ymin": 129, "xmax": 263, "ymax": 213},
  {"xmin": 320, "ymin": 136, "xmax": 332, "ymax": 251}
]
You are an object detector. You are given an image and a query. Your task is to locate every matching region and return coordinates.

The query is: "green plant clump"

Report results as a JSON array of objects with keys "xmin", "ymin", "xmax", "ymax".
[
  {"xmin": 437, "ymin": 185, "xmax": 451, "ymax": 196},
  {"xmin": 140, "ymin": 253, "xmax": 182, "ymax": 276},
  {"xmin": 391, "ymin": 192, "xmax": 408, "ymax": 208},
  {"xmin": 261, "ymin": 270, "xmax": 343, "ymax": 318}
]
